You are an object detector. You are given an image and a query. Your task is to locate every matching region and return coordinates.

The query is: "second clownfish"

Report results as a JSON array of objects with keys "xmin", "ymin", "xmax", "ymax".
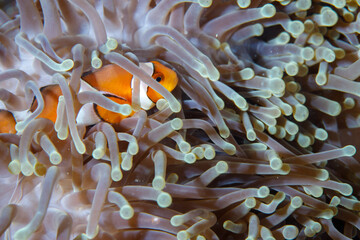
[{"xmin": 31, "ymin": 61, "xmax": 178, "ymax": 124}]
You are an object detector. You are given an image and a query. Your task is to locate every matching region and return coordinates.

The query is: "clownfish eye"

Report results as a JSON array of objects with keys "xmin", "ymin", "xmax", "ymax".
[{"xmin": 153, "ymin": 72, "xmax": 164, "ymax": 82}]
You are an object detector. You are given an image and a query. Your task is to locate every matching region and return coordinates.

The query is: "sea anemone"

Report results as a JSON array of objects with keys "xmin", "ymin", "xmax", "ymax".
[{"xmin": 1, "ymin": 0, "xmax": 360, "ymax": 239}]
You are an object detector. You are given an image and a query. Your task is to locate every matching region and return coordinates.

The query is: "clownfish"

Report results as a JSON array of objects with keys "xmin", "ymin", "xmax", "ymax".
[
  {"xmin": 31, "ymin": 61, "xmax": 178, "ymax": 124},
  {"xmin": 0, "ymin": 109, "xmax": 16, "ymax": 134},
  {"xmin": 82, "ymin": 61, "xmax": 178, "ymax": 123}
]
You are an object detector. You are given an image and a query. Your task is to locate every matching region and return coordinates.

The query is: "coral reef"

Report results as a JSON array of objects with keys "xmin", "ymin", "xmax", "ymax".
[{"xmin": 1, "ymin": 0, "xmax": 360, "ymax": 239}]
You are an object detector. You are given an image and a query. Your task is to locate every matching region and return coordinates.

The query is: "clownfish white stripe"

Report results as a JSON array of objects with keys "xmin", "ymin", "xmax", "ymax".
[{"xmin": 131, "ymin": 62, "xmax": 155, "ymax": 110}]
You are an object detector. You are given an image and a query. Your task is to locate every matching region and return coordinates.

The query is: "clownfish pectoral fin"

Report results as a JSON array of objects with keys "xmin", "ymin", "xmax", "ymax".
[
  {"xmin": 81, "ymin": 64, "xmax": 133, "ymax": 102},
  {"xmin": 76, "ymin": 103, "xmax": 101, "ymax": 126},
  {"xmin": 30, "ymin": 84, "xmax": 62, "ymax": 124},
  {"xmin": 0, "ymin": 109, "xmax": 16, "ymax": 134},
  {"xmin": 93, "ymin": 94, "xmax": 135, "ymax": 124},
  {"xmin": 146, "ymin": 61, "xmax": 178, "ymax": 103}
]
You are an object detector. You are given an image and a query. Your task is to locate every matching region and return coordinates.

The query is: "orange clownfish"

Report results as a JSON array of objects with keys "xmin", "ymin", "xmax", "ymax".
[
  {"xmin": 31, "ymin": 61, "xmax": 178, "ymax": 124},
  {"xmin": 0, "ymin": 109, "xmax": 16, "ymax": 134},
  {"xmin": 81, "ymin": 61, "xmax": 178, "ymax": 123}
]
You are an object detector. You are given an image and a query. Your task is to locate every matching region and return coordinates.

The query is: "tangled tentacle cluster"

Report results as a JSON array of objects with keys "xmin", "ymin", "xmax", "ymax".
[{"xmin": 0, "ymin": 0, "xmax": 360, "ymax": 239}]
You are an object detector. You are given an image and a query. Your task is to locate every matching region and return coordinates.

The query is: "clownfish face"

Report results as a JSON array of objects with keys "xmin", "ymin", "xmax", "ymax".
[
  {"xmin": 147, "ymin": 61, "xmax": 178, "ymax": 103},
  {"xmin": 135, "ymin": 61, "xmax": 178, "ymax": 111}
]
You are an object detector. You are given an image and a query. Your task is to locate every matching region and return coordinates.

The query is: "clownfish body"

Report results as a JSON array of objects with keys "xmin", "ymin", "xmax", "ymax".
[
  {"xmin": 30, "ymin": 84, "xmax": 63, "ymax": 123},
  {"xmin": 31, "ymin": 61, "xmax": 178, "ymax": 124},
  {"xmin": 0, "ymin": 110, "xmax": 16, "ymax": 134}
]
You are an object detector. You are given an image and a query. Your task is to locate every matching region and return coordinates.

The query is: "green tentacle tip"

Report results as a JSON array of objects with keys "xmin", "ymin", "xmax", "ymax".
[
  {"xmin": 157, "ymin": 192, "xmax": 172, "ymax": 208},
  {"xmin": 199, "ymin": 0, "xmax": 212, "ymax": 8},
  {"xmin": 61, "ymin": 59, "xmax": 74, "ymax": 71}
]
